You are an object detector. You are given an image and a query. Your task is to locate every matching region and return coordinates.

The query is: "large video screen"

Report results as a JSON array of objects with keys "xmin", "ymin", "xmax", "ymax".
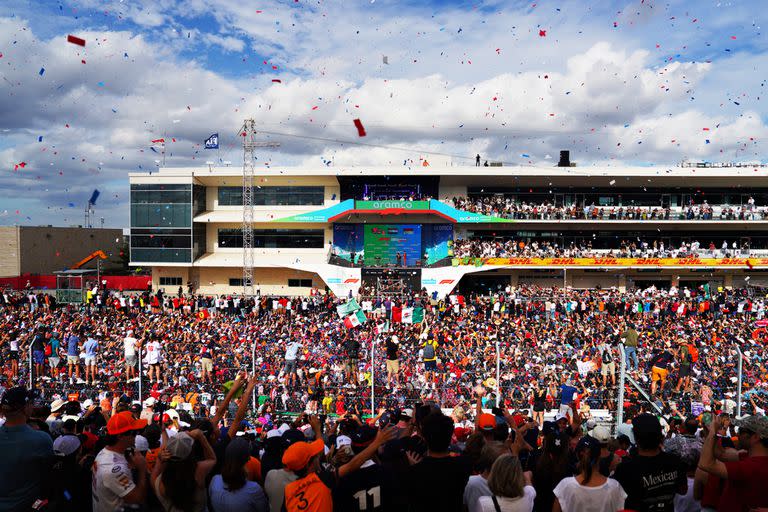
[
  {"xmin": 423, "ymin": 224, "xmax": 454, "ymax": 265},
  {"xmin": 363, "ymin": 224, "xmax": 422, "ymax": 266}
]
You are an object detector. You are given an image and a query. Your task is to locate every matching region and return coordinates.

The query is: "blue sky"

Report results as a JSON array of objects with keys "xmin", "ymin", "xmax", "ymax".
[{"xmin": 1, "ymin": 0, "xmax": 767, "ymax": 226}]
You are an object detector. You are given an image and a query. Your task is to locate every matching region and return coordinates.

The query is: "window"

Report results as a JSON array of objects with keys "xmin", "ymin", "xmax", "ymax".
[
  {"xmin": 218, "ymin": 186, "xmax": 324, "ymax": 206},
  {"xmin": 229, "ymin": 278, "xmax": 243, "ymax": 287},
  {"xmin": 288, "ymin": 279, "xmax": 313, "ymax": 287},
  {"xmin": 159, "ymin": 277, "xmax": 182, "ymax": 286},
  {"xmin": 218, "ymin": 229, "xmax": 324, "ymax": 248},
  {"xmin": 130, "ymin": 184, "xmax": 192, "ymax": 228}
]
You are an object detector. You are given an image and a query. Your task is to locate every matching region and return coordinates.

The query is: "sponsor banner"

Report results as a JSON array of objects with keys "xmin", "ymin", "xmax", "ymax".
[
  {"xmin": 428, "ymin": 199, "xmax": 515, "ymax": 223},
  {"xmin": 452, "ymin": 257, "xmax": 767, "ymax": 267},
  {"xmin": 355, "ymin": 200, "xmax": 430, "ymax": 210},
  {"xmin": 271, "ymin": 199, "xmax": 354, "ymax": 223}
]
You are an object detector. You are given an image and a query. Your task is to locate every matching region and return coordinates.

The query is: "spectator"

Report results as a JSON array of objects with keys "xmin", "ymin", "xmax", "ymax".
[
  {"xmin": 477, "ymin": 453, "xmax": 536, "ymax": 512},
  {"xmin": 152, "ymin": 429, "xmax": 216, "ymax": 511},
  {"xmin": 405, "ymin": 412, "xmax": 471, "ymax": 512},
  {"xmin": 0, "ymin": 387, "xmax": 54, "ymax": 511},
  {"xmin": 92, "ymin": 411, "xmax": 148, "ymax": 512},
  {"xmin": 613, "ymin": 413, "xmax": 687, "ymax": 511},
  {"xmin": 553, "ymin": 435, "xmax": 626, "ymax": 511},
  {"xmin": 209, "ymin": 437, "xmax": 268, "ymax": 512},
  {"xmin": 699, "ymin": 415, "xmax": 768, "ymax": 511}
]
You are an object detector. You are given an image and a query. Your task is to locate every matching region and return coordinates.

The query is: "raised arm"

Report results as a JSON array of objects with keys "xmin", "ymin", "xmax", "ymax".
[{"xmin": 228, "ymin": 374, "xmax": 259, "ymax": 439}]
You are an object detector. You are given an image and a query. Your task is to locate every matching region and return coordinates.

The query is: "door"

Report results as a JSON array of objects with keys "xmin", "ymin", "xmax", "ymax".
[
  {"xmin": 554, "ymin": 194, "xmax": 565, "ymax": 207},
  {"xmin": 661, "ymin": 194, "xmax": 671, "ymax": 208}
]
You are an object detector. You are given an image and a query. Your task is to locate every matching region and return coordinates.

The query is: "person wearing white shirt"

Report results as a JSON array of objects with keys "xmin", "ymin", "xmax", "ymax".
[
  {"xmin": 144, "ymin": 339, "xmax": 163, "ymax": 385},
  {"xmin": 553, "ymin": 436, "xmax": 626, "ymax": 512},
  {"xmin": 123, "ymin": 330, "xmax": 138, "ymax": 383},
  {"xmin": 477, "ymin": 454, "xmax": 536, "ymax": 512}
]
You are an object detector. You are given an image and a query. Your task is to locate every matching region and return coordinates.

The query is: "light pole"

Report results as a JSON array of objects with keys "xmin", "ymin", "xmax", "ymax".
[
  {"xmin": 736, "ymin": 344, "xmax": 743, "ymax": 417},
  {"xmin": 495, "ymin": 340, "xmax": 501, "ymax": 407}
]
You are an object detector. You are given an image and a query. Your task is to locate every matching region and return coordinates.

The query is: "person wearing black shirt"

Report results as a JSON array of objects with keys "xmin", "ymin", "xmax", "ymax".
[
  {"xmin": 404, "ymin": 413, "xmax": 471, "ymax": 512},
  {"xmin": 385, "ymin": 335, "xmax": 399, "ymax": 389},
  {"xmin": 613, "ymin": 414, "xmax": 687, "ymax": 512},
  {"xmin": 334, "ymin": 426, "xmax": 394, "ymax": 512},
  {"xmin": 345, "ymin": 337, "xmax": 360, "ymax": 384},
  {"xmin": 650, "ymin": 348, "xmax": 675, "ymax": 396}
]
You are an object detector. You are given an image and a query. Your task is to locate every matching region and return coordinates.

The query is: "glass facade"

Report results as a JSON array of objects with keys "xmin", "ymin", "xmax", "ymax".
[
  {"xmin": 217, "ymin": 186, "xmax": 324, "ymax": 206},
  {"xmin": 218, "ymin": 228, "xmax": 325, "ymax": 248},
  {"xmin": 130, "ymin": 184, "xmax": 192, "ymax": 263}
]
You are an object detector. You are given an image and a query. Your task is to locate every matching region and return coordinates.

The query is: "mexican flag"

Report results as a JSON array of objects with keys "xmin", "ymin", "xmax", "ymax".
[
  {"xmin": 337, "ymin": 298, "xmax": 361, "ymax": 319},
  {"xmin": 402, "ymin": 307, "xmax": 424, "ymax": 324},
  {"xmin": 344, "ymin": 310, "xmax": 367, "ymax": 328}
]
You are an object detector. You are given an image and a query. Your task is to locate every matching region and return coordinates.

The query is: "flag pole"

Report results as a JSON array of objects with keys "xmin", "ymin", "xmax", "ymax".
[{"xmin": 371, "ymin": 335, "xmax": 375, "ymax": 416}]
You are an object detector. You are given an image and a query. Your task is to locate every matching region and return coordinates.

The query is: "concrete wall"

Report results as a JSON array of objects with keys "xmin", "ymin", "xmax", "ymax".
[
  {"xmin": 151, "ymin": 266, "xmax": 323, "ymax": 296},
  {"xmin": 0, "ymin": 227, "xmax": 21, "ymax": 277},
  {"xmin": 0, "ymin": 226, "xmax": 124, "ymax": 277}
]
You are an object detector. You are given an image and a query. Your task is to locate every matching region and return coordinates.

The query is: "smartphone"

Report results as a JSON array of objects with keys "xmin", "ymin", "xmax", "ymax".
[{"xmin": 702, "ymin": 412, "xmax": 713, "ymax": 427}]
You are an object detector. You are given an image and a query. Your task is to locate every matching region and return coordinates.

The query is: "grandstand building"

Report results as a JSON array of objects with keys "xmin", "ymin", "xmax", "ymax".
[{"xmin": 129, "ymin": 161, "xmax": 768, "ymax": 296}]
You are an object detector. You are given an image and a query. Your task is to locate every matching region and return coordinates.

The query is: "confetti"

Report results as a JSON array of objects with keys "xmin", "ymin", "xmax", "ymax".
[
  {"xmin": 39, "ymin": 67, "xmax": 45, "ymax": 76},
  {"xmin": 539, "ymin": 29, "xmax": 546, "ymax": 37},
  {"xmin": 353, "ymin": 118, "xmax": 367, "ymax": 137},
  {"xmin": 14, "ymin": 162, "xmax": 27, "ymax": 170},
  {"xmin": 271, "ymin": 79, "xmax": 282, "ymax": 83},
  {"xmin": 67, "ymin": 35, "xmax": 86, "ymax": 47}
]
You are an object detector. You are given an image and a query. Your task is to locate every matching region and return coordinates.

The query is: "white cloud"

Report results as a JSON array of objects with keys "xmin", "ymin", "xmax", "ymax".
[{"xmin": 0, "ymin": 2, "xmax": 766, "ymax": 226}]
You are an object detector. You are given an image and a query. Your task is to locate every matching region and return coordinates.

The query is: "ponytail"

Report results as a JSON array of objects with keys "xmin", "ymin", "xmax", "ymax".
[{"xmin": 576, "ymin": 442, "xmax": 600, "ymax": 486}]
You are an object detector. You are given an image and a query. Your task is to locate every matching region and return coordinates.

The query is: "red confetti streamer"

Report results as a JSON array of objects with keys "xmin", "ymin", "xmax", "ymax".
[
  {"xmin": 14, "ymin": 162, "xmax": 27, "ymax": 171},
  {"xmin": 539, "ymin": 29, "xmax": 546, "ymax": 37},
  {"xmin": 67, "ymin": 35, "xmax": 86, "ymax": 46},
  {"xmin": 272, "ymin": 79, "xmax": 282, "ymax": 83},
  {"xmin": 353, "ymin": 119, "xmax": 366, "ymax": 137}
]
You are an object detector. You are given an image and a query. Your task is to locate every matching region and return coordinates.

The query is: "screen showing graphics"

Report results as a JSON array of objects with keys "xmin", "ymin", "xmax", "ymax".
[
  {"xmin": 332, "ymin": 224, "xmax": 364, "ymax": 263},
  {"xmin": 423, "ymin": 224, "xmax": 454, "ymax": 265},
  {"xmin": 363, "ymin": 224, "xmax": 422, "ymax": 266}
]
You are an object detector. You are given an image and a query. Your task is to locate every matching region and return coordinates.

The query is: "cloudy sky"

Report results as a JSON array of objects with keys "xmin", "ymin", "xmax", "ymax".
[{"xmin": 0, "ymin": 0, "xmax": 766, "ymax": 227}]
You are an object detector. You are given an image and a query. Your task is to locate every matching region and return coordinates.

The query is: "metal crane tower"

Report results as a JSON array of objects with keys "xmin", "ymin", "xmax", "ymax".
[{"xmin": 240, "ymin": 119, "xmax": 280, "ymax": 297}]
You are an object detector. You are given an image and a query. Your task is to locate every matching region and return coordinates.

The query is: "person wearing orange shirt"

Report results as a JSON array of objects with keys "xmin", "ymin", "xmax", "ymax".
[{"xmin": 282, "ymin": 416, "xmax": 396, "ymax": 512}]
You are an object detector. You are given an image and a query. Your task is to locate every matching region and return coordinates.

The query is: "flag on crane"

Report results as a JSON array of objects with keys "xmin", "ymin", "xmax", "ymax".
[
  {"xmin": 204, "ymin": 133, "xmax": 219, "ymax": 149},
  {"xmin": 88, "ymin": 189, "xmax": 100, "ymax": 205}
]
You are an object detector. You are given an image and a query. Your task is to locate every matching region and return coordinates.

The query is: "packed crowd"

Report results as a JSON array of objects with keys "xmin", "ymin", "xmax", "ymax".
[
  {"xmin": 451, "ymin": 238, "xmax": 754, "ymax": 260},
  {"xmin": 3, "ymin": 377, "xmax": 768, "ymax": 511},
  {"xmin": 2, "ymin": 283, "xmax": 768, "ymax": 510},
  {"xmin": 451, "ymin": 196, "xmax": 766, "ymax": 221}
]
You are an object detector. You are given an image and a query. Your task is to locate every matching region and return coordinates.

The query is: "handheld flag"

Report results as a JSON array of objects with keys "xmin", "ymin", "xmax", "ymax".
[
  {"xmin": 344, "ymin": 310, "xmax": 367, "ymax": 328},
  {"xmin": 336, "ymin": 298, "xmax": 361, "ymax": 319},
  {"xmin": 204, "ymin": 133, "xmax": 219, "ymax": 149}
]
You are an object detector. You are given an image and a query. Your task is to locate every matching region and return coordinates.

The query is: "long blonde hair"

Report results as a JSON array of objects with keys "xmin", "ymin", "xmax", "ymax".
[{"xmin": 487, "ymin": 454, "xmax": 525, "ymax": 499}]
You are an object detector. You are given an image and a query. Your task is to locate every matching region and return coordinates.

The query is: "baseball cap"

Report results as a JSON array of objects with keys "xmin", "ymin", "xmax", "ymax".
[
  {"xmin": 632, "ymin": 413, "xmax": 662, "ymax": 435},
  {"xmin": 335, "ymin": 435, "xmax": 352, "ymax": 449},
  {"xmin": 1, "ymin": 387, "xmax": 34, "ymax": 411},
  {"xmin": 53, "ymin": 435, "xmax": 81, "ymax": 456},
  {"xmin": 282, "ymin": 438, "xmax": 325, "ymax": 471},
  {"xmin": 576, "ymin": 435, "xmax": 602, "ymax": 454},
  {"xmin": 555, "ymin": 412, "xmax": 569, "ymax": 422},
  {"xmin": 166, "ymin": 432, "xmax": 195, "ymax": 461},
  {"xmin": 351, "ymin": 426, "xmax": 377, "ymax": 452},
  {"xmin": 735, "ymin": 415, "xmax": 768, "ymax": 439},
  {"xmin": 134, "ymin": 435, "xmax": 150, "ymax": 453},
  {"xmin": 106, "ymin": 411, "xmax": 147, "ymax": 435},
  {"xmin": 143, "ymin": 397, "xmax": 156, "ymax": 407},
  {"xmin": 477, "ymin": 413, "xmax": 496, "ymax": 431},
  {"xmin": 266, "ymin": 428, "xmax": 282, "ymax": 439},
  {"xmin": 590, "ymin": 425, "xmax": 612, "ymax": 444}
]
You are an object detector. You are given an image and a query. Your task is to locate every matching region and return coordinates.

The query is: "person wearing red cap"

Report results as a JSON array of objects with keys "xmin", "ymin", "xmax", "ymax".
[
  {"xmin": 282, "ymin": 416, "xmax": 396, "ymax": 512},
  {"xmin": 92, "ymin": 411, "xmax": 148, "ymax": 512}
]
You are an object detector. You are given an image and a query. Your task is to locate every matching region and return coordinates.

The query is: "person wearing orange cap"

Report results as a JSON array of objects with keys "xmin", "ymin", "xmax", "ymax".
[
  {"xmin": 282, "ymin": 415, "xmax": 396, "ymax": 512},
  {"xmin": 92, "ymin": 411, "xmax": 148, "ymax": 512}
]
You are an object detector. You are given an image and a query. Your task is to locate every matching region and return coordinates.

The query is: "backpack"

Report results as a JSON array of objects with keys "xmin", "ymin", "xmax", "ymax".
[
  {"xmin": 602, "ymin": 348, "xmax": 613, "ymax": 364},
  {"xmin": 687, "ymin": 344, "xmax": 699, "ymax": 363},
  {"xmin": 423, "ymin": 342, "xmax": 435, "ymax": 360}
]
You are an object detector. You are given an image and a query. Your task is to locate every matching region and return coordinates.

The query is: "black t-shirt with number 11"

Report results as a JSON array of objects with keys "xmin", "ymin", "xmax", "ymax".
[{"xmin": 333, "ymin": 462, "xmax": 392, "ymax": 512}]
